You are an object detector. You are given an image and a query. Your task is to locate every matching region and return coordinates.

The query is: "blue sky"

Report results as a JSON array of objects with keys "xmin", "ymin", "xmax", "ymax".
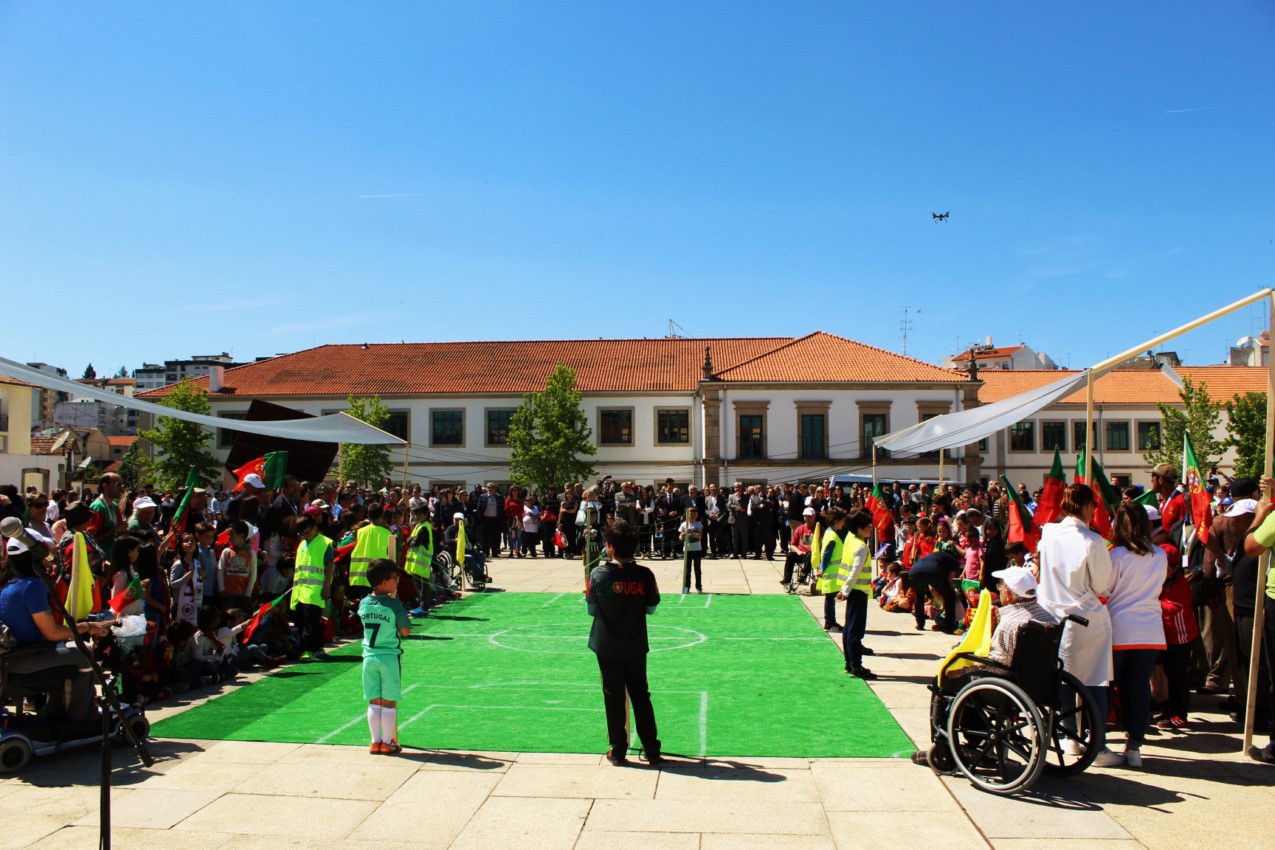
[{"xmin": 2, "ymin": 2, "xmax": 1273, "ymax": 376}]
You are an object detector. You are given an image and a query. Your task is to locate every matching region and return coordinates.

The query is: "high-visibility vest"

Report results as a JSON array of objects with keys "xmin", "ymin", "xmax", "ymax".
[
  {"xmin": 292, "ymin": 534, "xmax": 331, "ymax": 608},
  {"xmin": 350, "ymin": 524, "xmax": 391, "ymax": 588},
  {"xmin": 841, "ymin": 532, "xmax": 874, "ymax": 594},
  {"xmin": 816, "ymin": 529, "xmax": 847, "ymax": 595},
  {"xmin": 404, "ymin": 522, "xmax": 434, "ymax": 579}
]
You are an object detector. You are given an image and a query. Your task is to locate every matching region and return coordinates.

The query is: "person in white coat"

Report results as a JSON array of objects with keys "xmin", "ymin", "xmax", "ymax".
[{"xmin": 1036, "ymin": 483, "xmax": 1122, "ymax": 767}]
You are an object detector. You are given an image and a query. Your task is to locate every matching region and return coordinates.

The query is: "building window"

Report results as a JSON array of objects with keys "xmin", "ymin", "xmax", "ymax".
[
  {"xmin": 1106, "ymin": 421, "xmax": 1131, "ymax": 452},
  {"xmin": 655, "ymin": 409, "xmax": 690, "ymax": 445},
  {"xmin": 861, "ymin": 413, "xmax": 889, "ymax": 459},
  {"xmin": 217, "ymin": 413, "xmax": 247, "ymax": 448},
  {"xmin": 1073, "ymin": 421, "xmax": 1089, "ymax": 451},
  {"xmin": 599, "ymin": 408, "xmax": 633, "ymax": 446},
  {"xmin": 1137, "ymin": 421, "xmax": 1161, "ymax": 452},
  {"xmin": 430, "ymin": 410, "xmax": 464, "ymax": 446},
  {"xmin": 800, "ymin": 414, "xmax": 827, "ymax": 459},
  {"xmin": 384, "ymin": 411, "xmax": 410, "ymax": 442},
  {"xmin": 1041, "ymin": 421, "xmax": 1067, "ymax": 453},
  {"xmin": 739, "ymin": 414, "xmax": 765, "ymax": 459},
  {"xmin": 485, "ymin": 409, "xmax": 515, "ymax": 446},
  {"xmin": 1009, "ymin": 421, "xmax": 1036, "ymax": 452}
]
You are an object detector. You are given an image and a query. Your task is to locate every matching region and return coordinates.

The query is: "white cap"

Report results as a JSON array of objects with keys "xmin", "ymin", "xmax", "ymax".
[
  {"xmin": 992, "ymin": 566, "xmax": 1038, "ymax": 598},
  {"xmin": 803, "ymin": 507, "xmax": 816, "ymax": 516},
  {"xmin": 6, "ymin": 536, "xmax": 29, "ymax": 555},
  {"xmin": 242, "ymin": 473, "xmax": 265, "ymax": 489},
  {"xmin": 133, "ymin": 496, "xmax": 157, "ymax": 511},
  {"xmin": 1143, "ymin": 505, "xmax": 1161, "ymax": 522},
  {"xmin": 1225, "ymin": 498, "xmax": 1259, "ymax": 518},
  {"xmin": 453, "ymin": 512, "xmax": 466, "ymax": 520}
]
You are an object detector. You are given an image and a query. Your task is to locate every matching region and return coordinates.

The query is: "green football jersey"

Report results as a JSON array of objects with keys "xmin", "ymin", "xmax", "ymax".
[{"xmin": 358, "ymin": 594, "xmax": 409, "ymax": 657}]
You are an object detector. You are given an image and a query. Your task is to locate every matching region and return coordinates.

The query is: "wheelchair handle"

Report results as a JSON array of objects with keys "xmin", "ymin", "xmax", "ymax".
[{"xmin": 1066, "ymin": 614, "xmax": 1090, "ymax": 628}]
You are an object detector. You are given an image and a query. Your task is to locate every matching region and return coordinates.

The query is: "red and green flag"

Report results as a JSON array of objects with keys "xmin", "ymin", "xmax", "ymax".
[
  {"xmin": 866, "ymin": 483, "xmax": 896, "ymax": 543},
  {"xmin": 1133, "ymin": 490, "xmax": 1158, "ymax": 507},
  {"xmin": 242, "ymin": 589, "xmax": 291, "ymax": 644},
  {"xmin": 1001, "ymin": 474, "xmax": 1040, "ymax": 552},
  {"xmin": 1033, "ymin": 448, "xmax": 1067, "ymax": 528},
  {"xmin": 1075, "ymin": 449, "xmax": 1119, "ymax": 539},
  {"xmin": 1182, "ymin": 431, "xmax": 1212, "ymax": 545},
  {"xmin": 109, "ymin": 574, "xmax": 143, "ymax": 615},
  {"xmin": 169, "ymin": 468, "xmax": 202, "ymax": 548},
  {"xmin": 232, "ymin": 451, "xmax": 289, "ymax": 492}
]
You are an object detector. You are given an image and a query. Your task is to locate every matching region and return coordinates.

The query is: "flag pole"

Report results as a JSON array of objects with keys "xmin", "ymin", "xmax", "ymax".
[
  {"xmin": 401, "ymin": 441, "xmax": 411, "ymax": 489},
  {"xmin": 872, "ymin": 445, "xmax": 878, "ymax": 489},
  {"xmin": 1084, "ymin": 370, "xmax": 1094, "ymax": 486},
  {"xmin": 1242, "ymin": 293, "xmax": 1275, "ymax": 755}
]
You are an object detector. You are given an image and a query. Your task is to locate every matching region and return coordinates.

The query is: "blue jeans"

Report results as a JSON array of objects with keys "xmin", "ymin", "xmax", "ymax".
[{"xmin": 1113, "ymin": 648, "xmax": 1160, "ymax": 748}]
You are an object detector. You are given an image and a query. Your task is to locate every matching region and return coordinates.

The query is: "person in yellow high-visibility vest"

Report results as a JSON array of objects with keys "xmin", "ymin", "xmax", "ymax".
[
  {"xmin": 349, "ymin": 503, "xmax": 396, "ymax": 602},
  {"xmin": 815, "ymin": 508, "xmax": 848, "ymax": 632},
  {"xmin": 404, "ymin": 499, "xmax": 435, "ymax": 617},
  {"xmin": 291, "ymin": 515, "xmax": 334, "ymax": 660},
  {"xmin": 838, "ymin": 510, "xmax": 877, "ymax": 679}
]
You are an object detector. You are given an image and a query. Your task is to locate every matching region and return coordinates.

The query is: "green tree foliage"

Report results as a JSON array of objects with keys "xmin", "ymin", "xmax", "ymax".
[
  {"xmin": 339, "ymin": 395, "xmax": 395, "ymax": 488},
  {"xmin": 116, "ymin": 365, "xmax": 130, "ymax": 378},
  {"xmin": 82, "ymin": 363, "xmax": 96, "ymax": 380},
  {"xmin": 1143, "ymin": 378, "xmax": 1226, "ymax": 472},
  {"xmin": 116, "ymin": 440, "xmax": 148, "ymax": 490},
  {"xmin": 138, "ymin": 378, "xmax": 220, "ymax": 490},
  {"xmin": 508, "ymin": 364, "xmax": 596, "ymax": 490},
  {"xmin": 1225, "ymin": 391, "xmax": 1268, "ymax": 479}
]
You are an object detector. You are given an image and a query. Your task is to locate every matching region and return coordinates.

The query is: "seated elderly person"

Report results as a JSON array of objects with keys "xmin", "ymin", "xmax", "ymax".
[{"xmin": 985, "ymin": 566, "xmax": 1058, "ymax": 668}]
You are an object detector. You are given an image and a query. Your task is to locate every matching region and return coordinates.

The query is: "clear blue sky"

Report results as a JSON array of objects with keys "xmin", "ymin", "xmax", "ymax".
[{"xmin": 3, "ymin": 2, "xmax": 1273, "ymax": 376}]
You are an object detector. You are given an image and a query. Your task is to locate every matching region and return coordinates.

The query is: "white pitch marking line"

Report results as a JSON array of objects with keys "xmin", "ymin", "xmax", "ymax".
[
  {"xmin": 698, "ymin": 691, "xmax": 708, "ymax": 757},
  {"xmin": 400, "ymin": 703, "xmax": 602, "ymax": 732},
  {"xmin": 703, "ymin": 593, "xmax": 713, "ymax": 608},
  {"xmin": 542, "ymin": 592, "xmax": 566, "ymax": 607},
  {"xmin": 317, "ymin": 714, "xmax": 367, "ymax": 744}
]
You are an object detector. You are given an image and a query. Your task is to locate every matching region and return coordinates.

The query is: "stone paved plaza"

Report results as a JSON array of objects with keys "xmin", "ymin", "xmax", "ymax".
[{"xmin": 2, "ymin": 554, "xmax": 1272, "ymax": 850}]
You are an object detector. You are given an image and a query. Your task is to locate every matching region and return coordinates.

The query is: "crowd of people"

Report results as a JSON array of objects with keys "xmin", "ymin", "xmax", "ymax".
[{"xmin": 1, "ymin": 458, "xmax": 1273, "ymax": 768}]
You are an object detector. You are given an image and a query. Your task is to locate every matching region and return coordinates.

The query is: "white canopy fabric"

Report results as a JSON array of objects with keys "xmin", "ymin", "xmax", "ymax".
[
  {"xmin": 873, "ymin": 371, "xmax": 1090, "ymax": 456},
  {"xmin": 1, "ymin": 356, "xmax": 405, "ymax": 446}
]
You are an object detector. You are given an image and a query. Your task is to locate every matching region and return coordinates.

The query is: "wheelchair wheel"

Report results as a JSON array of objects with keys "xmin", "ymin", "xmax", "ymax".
[
  {"xmin": 0, "ymin": 736, "xmax": 32, "ymax": 776},
  {"xmin": 433, "ymin": 551, "xmax": 459, "ymax": 590},
  {"xmin": 1043, "ymin": 671, "xmax": 1104, "ymax": 777},
  {"xmin": 125, "ymin": 714, "xmax": 151, "ymax": 743},
  {"xmin": 946, "ymin": 677, "xmax": 1048, "ymax": 795},
  {"xmin": 927, "ymin": 742, "xmax": 956, "ymax": 775}
]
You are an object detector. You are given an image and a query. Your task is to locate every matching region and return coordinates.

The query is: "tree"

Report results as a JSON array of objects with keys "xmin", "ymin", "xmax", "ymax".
[
  {"xmin": 1143, "ymin": 378, "xmax": 1226, "ymax": 472},
  {"xmin": 116, "ymin": 440, "xmax": 148, "ymax": 490},
  {"xmin": 1226, "ymin": 391, "xmax": 1267, "ymax": 479},
  {"xmin": 138, "ymin": 378, "xmax": 220, "ymax": 490},
  {"xmin": 116, "ymin": 365, "xmax": 130, "ymax": 378},
  {"xmin": 82, "ymin": 363, "xmax": 96, "ymax": 380},
  {"xmin": 508, "ymin": 364, "xmax": 596, "ymax": 490},
  {"xmin": 339, "ymin": 395, "xmax": 395, "ymax": 488}
]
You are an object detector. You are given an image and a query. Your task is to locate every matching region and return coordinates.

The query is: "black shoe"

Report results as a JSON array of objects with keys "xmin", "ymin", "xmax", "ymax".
[
  {"xmin": 848, "ymin": 665, "xmax": 877, "ymax": 680},
  {"xmin": 606, "ymin": 747, "xmax": 628, "ymax": 766},
  {"xmin": 860, "ymin": 646, "xmax": 874, "ymax": 656},
  {"xmin": 827, "ymin": 625, "xmax": 843, "ymax": 634},
  {"xmin": 644, "ymin": 749, "xmax": 666, "ymax": 766}
]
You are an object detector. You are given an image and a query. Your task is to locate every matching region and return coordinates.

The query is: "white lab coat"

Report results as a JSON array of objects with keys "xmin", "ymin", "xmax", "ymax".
[{"xmin": 1036, "ymin": 516, "xmax": 1115, "ymax": 687}]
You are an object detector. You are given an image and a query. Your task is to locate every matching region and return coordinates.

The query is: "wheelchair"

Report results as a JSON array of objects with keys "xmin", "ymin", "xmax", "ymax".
[
  {"xmin": 435, "ymin": 546, "xmax": 488, "ymax": 592},
  {"xmin": 925, "ymin": 615, "xmax": 1103, "ymax": 795},
  {"xmin": 0, "ymin": 637, "xmax": 149, "ymax": 776}
]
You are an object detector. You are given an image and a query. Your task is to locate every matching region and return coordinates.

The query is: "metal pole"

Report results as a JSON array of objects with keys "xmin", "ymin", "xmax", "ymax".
[
  {"xmin": 1084, "ymin": 370, "xmax": 1094, "ymax": 487},
  {"xmin": 1242, "ymin": 293, "xmax": 1275, "ymax": 755},
  {"xmin": 400, "ymin": 441, "xmax": 410, "ymax": 489}
]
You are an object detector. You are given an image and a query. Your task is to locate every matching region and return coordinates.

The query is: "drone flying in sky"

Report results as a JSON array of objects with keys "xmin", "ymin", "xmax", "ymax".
[{"xmin": 931, "ymin": 211, "xmax": 950, "ymax": 222}]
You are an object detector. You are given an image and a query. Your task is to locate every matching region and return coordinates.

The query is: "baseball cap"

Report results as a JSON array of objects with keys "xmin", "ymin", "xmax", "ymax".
[
  {"xmin": 803, "ymin": 507, "xmax": 816, "ymax": 516},
  {"xmin": 1143, "ymin": 505, "xmax": 1161, "ymax": 523},
  {"xmin": 453, "ymin": 512, "xmax": 465, "ymax": 520},
  {"xmin": 242, "ymin": 473, "xmax": 265, "ymax": 489},
  {"xmin": 1152, "ymin": 463, "xmax": 1178, "ymax": 481},
  {"xmin": 1225, "ymin": 498, "xmax": 1259, "ymax": 518},
  {"xmin": 132, "ymin": 496, "xmax": 157, "ymax": 511},
  {"xmin": 6, "ymin": 535, "xmax": 30, "ymax": 554},
  {"xmin": 992, "ymin": 566, "xmax": 1038, "ymax": 598}
]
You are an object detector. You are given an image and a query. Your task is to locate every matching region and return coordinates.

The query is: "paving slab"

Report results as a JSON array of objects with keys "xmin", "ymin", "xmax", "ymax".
[
  {"xmin": 348, "ymin": 769, "xmax": 501, "ymax": 843},
  {"xmin": 493, "ymin": 763, "xmax": 658, "ymax": 799},
  {"xmin": 827, "ymin": 812, "xmax": 989, "ymax": 850},
  {"xmin": 0, "ymin": 784, "xmax": 119, "ymax": 822},
  {"xmin": 944, "ymin": 777, "xmax": 1132, "ymax": 840},
  {"xmin": 449, "ymin": 796, "xmax": 590, "ymax": 850},
  {"xmin": 811, "ymin": 762, "xmax": 957, "ymax": 812},
  {"xmin": 71, "ymin": 787, "xmax": 223, "ymax": 830},
  {"xmin": 138, "ymin": 757, "xmax": 272, "ymax": 792},
  {"xmin": 411, "ymin": 749, "xmax": 519, "ymax": 773},
  {"xmin": 574, "ymin": 830, "xmax": 701, "ymax": 850},
  {"xmin": 991, "ymin": 841, "xmax": 1144, "ymax": 850},
  {"xmin": 654, "ymin": 766, "xmax": 821, "ymax": 802},
  {"xmin": 587, "ymin": 799, "xmax": 830, "ymax": 835},
  {"xmin": 0, "ymin": 816, "xmax": 70, "ymax": 850},
  {"xmin": 175, "ymin": 792, "xmax": 379, "ymax": 837},
  {"xmin": 30, "ymin": 826, "xmax": 236, "ymax": 849},
  {"xmin": 191, "ymin": 739, "xmax": 303, "ymax": 763},
  {"xmin": 701, "ymin": 834, "xmax": 838, "ymax": 850},
  {"xmin": 247, "ymin": 758, "xmax": 418, "ymax": 800},
  {"xmin": 515, "ymin": 751, "xmax": 608, "ymax": 765}
]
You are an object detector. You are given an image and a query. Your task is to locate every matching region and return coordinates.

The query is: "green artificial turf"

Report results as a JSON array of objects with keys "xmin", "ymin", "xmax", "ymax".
[{"xmin": 152, "ymin": 592, "xmax": 913, "ymax": 758}]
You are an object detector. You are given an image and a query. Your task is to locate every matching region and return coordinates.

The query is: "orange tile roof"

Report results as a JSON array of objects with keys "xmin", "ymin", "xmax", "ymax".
[
  {"xmin": 0, "ymin": 373, "xmax": 36, "ymax": 388},
  {"xmin": 977, "ymin": 369, "xmax": 1184, "ymax": 406},
  {"xmin": 715, "ymin": 331, "xmax": 966, "ymax": 383},
  {"xmin": 953, "ymin": 345, "xmax": 1025, "ymax": 361},
  {"xmin": 140, "ymin": 337, "xmax": 794, "ymax": 398},
  {"xmin": 106, "ymin": 435, "xmax": 139, "ymax": 447},
  {"xmin": 1174, "ymin": 366, "xmax": 1269, "ymax": 401}
]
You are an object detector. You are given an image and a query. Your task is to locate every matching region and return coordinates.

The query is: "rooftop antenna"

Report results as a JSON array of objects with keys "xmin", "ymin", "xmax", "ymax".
[
  {"xmin": 900, "ymin": 307, "xmax": 921, "ymax": 356},
  {"xmin": 666, "ymin": 319, "xmax": 687, "ymax": 339}
]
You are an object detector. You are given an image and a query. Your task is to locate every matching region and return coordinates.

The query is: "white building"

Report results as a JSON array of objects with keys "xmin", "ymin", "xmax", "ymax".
[
  {"xmin": 943, "ymin": 338, "xmax": 1058, "ymax": 371},
  {"xmin": 141, "ymin": 333, "xmax": 982, "ymax": 490}
]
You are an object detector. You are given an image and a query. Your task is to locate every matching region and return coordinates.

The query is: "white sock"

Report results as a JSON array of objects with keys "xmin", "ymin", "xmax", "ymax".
[
  {"xmin": 368, "ymin": 705, "xmax": 383, "ymax": 743},
  {"xmin": 380, "ymin": 707, "xmax": 397, "ymax": 743}
]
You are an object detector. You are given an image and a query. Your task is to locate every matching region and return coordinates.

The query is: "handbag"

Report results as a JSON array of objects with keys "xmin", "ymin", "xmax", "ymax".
[{"xmin": 554, "ymin": 530, "xmax": 567, "ymax": 549}]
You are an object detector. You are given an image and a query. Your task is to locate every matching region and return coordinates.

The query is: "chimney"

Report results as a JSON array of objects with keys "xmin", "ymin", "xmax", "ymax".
[
  {"xmin": 984, "ymin": 335, "xmax": 993, "ymax": 348},
  {"xmin": 208, "ymin": 365, "xmax": 225, "ymax": 393},
  {"xmin": 702, "ymin": 345, "xmax": 715, "ymax": 380}
]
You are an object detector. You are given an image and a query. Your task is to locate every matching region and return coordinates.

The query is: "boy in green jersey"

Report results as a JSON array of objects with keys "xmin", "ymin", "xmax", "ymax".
[{"xmin": 360, "ymin": 558, "xmax": 411, "ymax": 754}]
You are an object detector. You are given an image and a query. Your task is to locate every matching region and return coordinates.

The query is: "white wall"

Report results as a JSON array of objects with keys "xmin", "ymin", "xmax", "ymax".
[{"xmin": 0, "ymin": 454, "xmax": 66, "ymax": 494}]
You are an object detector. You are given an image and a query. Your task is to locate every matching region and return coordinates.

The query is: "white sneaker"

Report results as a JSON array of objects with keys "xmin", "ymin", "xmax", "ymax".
[
  {"xmin": 1123, "ymin": 748, "xmax": 1142, "ymax": 768},
  {"xmin": 1092, "ymin": 748, "xmax": 1126, "ymax": 768},
  {"xmin": 1059, "ymin": 738, "xmax": 1084, "ymax": 757}
]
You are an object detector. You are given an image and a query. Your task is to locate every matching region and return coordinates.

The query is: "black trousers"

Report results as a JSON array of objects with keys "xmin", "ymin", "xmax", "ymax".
[
  {"xmin": 596, "ymin": 654, "xmax": 660, "ymax": 755},
  {"xmin": 295, "ymin": 601, "xmax": 324, "ymax": 653},
  {"xmin": 844, "ymin": 589, "xmax": 869, "ymax": 670},
  {"xmin": 481, "ymin": 515, "xmax": 503, "ymax": 556},
  {"xmin": 909, "ymin": 570, "xmax": 956, "ymax": 632}
]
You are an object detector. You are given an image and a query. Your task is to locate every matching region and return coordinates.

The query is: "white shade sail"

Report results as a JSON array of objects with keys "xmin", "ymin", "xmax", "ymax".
[
  {"xmin": 1, "ymin": 356, "xmax": 405, "ymax": 446},
  {"xmin": 873, "ymin": 371, "xmax": 1090, "ymax": 456}
]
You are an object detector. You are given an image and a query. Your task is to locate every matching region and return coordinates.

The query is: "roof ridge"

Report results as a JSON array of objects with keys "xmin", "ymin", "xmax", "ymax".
[{"xmin": 711, "ymin": 332, "xmax": 820, "ymax": 376}]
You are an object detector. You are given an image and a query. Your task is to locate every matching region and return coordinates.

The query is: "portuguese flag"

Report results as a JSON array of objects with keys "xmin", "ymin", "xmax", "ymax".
[
  {"xmin": 1183, "ymin": 431, "xmax": 1212, "ymax": 545},
  {"xmin": 866, "ymin": 483, "xmax": 895, "ymax": 544},
  {"xmin": 232, "ymin": 451, "xmax": 289, "ymax": 492},
  {"xmin": 242, "ymin": 589, "xmax": 291, "ymax": 644},
  {"xmin": 169, "ymin": 468, "xmax": 202, "ymax": 547},
  {"xmin": 1075, "ymin": 450, "xmax": 1120, "ymax": 539},
  {"xmin": 1033, "ymin": 448, "xmax": 1067, "ymax": 528},
  {"xmin": 109, "ymin": 574, "xmax": 144, "ymax": 615},
  {"xmin": 1001, "ymin": 474, "xmax": 1039, "ymax": 552},
  {"xmin": 1133, "ymin": 490, "xmax": 1158, "ymax": 507}
]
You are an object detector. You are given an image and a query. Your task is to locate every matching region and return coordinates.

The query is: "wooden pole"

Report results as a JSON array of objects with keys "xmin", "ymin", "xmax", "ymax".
[
  {"xmin": 1242, "ymin": 293, "xmax": 1275, "ymax": 755},
  {"xmin": 400, "ymin": 441, "xmax": 411, "ymax": 489},
  {"xmin": 872, "ymin": 445, "xmax": 878, "ymax": 489},
  {"xmin": 1084, "ymin": 370, "xmax": 1095, "ymax": 487}
]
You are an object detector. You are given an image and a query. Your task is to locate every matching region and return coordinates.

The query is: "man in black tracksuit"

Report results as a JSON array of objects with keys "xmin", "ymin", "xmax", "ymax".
[{"xmin": 586, "ymin": 520, "xmax": 664, "ymax": 766}]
